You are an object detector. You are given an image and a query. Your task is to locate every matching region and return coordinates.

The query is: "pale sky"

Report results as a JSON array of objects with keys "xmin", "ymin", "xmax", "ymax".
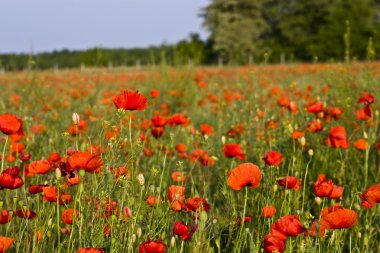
[{"xmin": 0, "ymin": 0, "xmax": 210, "ymax": 53}]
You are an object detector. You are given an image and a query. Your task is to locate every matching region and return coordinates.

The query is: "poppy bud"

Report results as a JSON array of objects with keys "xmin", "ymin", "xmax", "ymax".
[
  {"xmin": 315, "ymin": 197, "xmax": 322, "ymax": 205},
  {"xmin": 72, "ymin": 113, "xmax": 80, "ymax": 125},
  {"xmin": 308, "ymin": 149, "xmax": 314, "ymax": 157},
  {"xmin": 55, "ymin": 168, "xmax": 62, "ymax": 180},
  {"xmin": 300, "ymin": 137, "xmax": 306, "ymax": 146},
  {"xmin": 137, "ymin": 173, "xmax": 145, "ymax": 186},
  {"xmin": 137, "ymin": 227, "xmax": 142, "ymax": 238},
  {"xmin": 363, "ymin": 131, "xmax": 368, "ymax": 139},
  {"xmin": 132, "ymin": 234, "xmax": 136, "ymax": 243},
  {"xmin": 170, "ymin": 236, "xmax": 176, "ymax": 247}
]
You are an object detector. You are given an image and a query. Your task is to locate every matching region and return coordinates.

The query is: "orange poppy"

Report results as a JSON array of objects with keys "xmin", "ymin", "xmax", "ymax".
[
  {"xmin": 0, "ymin": 236, "xmax": 13, "ymax": 253},
  {"xmin": 200, "ymin": 124, "xmax": 214, "ymax": 135},
  {"xmin": 319, "ymin": 207, "xmax": 357, "ymax": 235},
  {"xmin": 0, "ymin": 114, "xmax": 24, "ymax": 136},
  {"xmin": 171, "ymin": 171, "xmax": 186, "ymax": 182},
  {"xmin": 360, "ymin": 184, "xmax": 380, "ymax": 209},
  {"xmin": 262, "ymin": 206, "xmax": 277, "ymax": 218},
  {"xmin": 67, "ymin": 151, "xmax": 103, "ymax": 173},
  {"xmin": 227, "ymin": 163, "xmax": 262, "ymax": 190},
  {"xmin": 353, "ymin": 139, "xmax": 368, "ymax": 150},
  {"xmin": 62, "ymin": 209, "xmax": 79, "ymax": 225},
  {"xmin": 27, "ymin": 160, "xmax": 51, "ymax": 176},
  {"xmin": 113, "ymin": 90, "xmax": 148, "ymax": 111}
]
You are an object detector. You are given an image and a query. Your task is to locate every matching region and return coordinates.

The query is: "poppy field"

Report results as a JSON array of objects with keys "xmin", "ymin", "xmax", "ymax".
[{"xmin": 0, "ymin": 62, "xmax": 380, "ymax": 253}]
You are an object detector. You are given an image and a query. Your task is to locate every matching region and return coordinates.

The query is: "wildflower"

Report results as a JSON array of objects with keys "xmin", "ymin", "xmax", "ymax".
[
  {"xmin": 227, "ymin": 163, "xmax": 262, "ymax": 190},
  {"xmin": 113, "ymin": 90, "xmax": 148, "ymax": 111}
]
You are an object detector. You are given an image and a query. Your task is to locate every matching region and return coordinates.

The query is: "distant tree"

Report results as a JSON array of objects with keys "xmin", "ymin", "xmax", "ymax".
[{"xmin": 203, "ymin": 0, "xmax": 268, "ymax": 64}]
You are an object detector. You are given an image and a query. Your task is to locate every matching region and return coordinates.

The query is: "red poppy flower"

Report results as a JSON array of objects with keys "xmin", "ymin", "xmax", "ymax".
[
  {"xmin": 185, "ymin": 196, "xmax": 211, "ymax": 213},
  {"xmin": 306, "ymin": 120, "xmax": 323, "ymax": 132},
  {"xmin": 150, "ymin": 90, "xmax": 160, "ymax": 98},
  {"xmin": 223, "ymin": 143, "xmax": 246, "ymax": 160},
  {"xmin": 175, "ymin": 144, "xmax": 187, "ymax": 153},
  {"xmin": 200, "ymin": 124, "xmax": 214, "ymax": 135},
  {"xmin": 27, "ymin": 160, "xmax": 52, "ymax": 176},
  {"xmin": 0, "ymin": 114, "xmax": 24, "ymax": 136},
  {"xmin": 139, "ymin": 238, "xmax": 167, "ymax": 253},
  {"xmin": 77, "ymin": 248, "xmax": 105, "ymax": 253},
  {"xmin": 276, "ymin": 176, "xmax": 301, "ymax": 190},
  {"xmin": 0, "ymin": 167, "xmax": 24, "ymax": 190},
  {"xmin": 151, "ymin": 127, "xmax": 164, "ymax": 138},
  {"xmin": 360, "ymin": 184, "xmax": 380, "ymax": 209},
  {"xmin": 356, "ymin": 106, "xmax": 372, "ymax": 121},
  {"xmin": 292, "ymin": 130, "xmax": 304, "ymax": 139},
  {"xmin": 15, "ymin": 208, "xmax": 37, "ymax": 219},
  {"xmin": 313, "ymin": 174, "xmax": 334, "ymax": 197},
  {"xmin": 320, "ymin": 207, "xmax": 357, "ymax": 235},
  {"xmin": 326, "ymin": 126, "xmax": 349, "ymax": 149},
  {"xmin": 353, "ymin": 139, "xmax": 368, "ymax": 150},
  {"xmin": 62, "ymin": 209, "xmax": 79, "ymax": 225},
  {"xmin": 307, "ymin": 102, "xmax": 324, "ymax": 114},
  {"xmin": 264, "ymin": 234, "xmax": 285, "ymax": 253},
  {"xmin": 0, "ymin": 210, "xmax": 12, "ymax": 224},
  {"xmin": 173, "ymin": 221, "xmax": 189, "ymax": 240},
  {"xmin": 167, "ymin": 185, "xmax": 186, "ymax": 202},
  {"xmin": 113, "ymin": 90, "xmax": 148, "ymax": 111},
  {"xmin": 151, "ymin": 115, "xmax": 167, "ymax": 127},
  {"xmin": 146, "ymin": 195, "xmax": 161, "ymax": 206},
  {"xmin": 262, "ymin": 151, "xmax": 284, "ymax": 166},
  {"xmin": 262, "ymin": 206, "xmax": 277, "ymax": 218},
  {"xmin": 270, "ymin": 215, "xmax": 307, "ymax": 239},
  {"xmin": 29, "ymin": 184, "xmax": 48, "ymax": 194},
  {"xmin": 227, "ymin": 163, "xmax": 262, "ymax": 190},
  {"xmin": 68, "ymin": 120, "xmax": 88, "ymax": 136},
  {"xmin": 42, "ymin": 186, "xmax": 72, "ymax": 205},
  {"xmin": 0, "ymin": 236, "xmax": 13, "ymax": 253},
  {"xmin": 171, "ymin": 171, "xmax": 186, "ymax": 182},
  {"xmin": 357, "ymin": 92, "xmax": 374, "ymax": 105},
  {"xmin": 169, "ymin": 114, "xmax": 190, "ymax": 127},
  {"xmin": 67, "ymin": 151, "xmax": 103, "ymax": 173}
]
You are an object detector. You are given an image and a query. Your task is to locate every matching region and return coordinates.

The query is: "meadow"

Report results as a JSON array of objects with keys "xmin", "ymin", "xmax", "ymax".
[{"xmin": 0, "ymin": 62, "xmax": 380, "ymax": 253}]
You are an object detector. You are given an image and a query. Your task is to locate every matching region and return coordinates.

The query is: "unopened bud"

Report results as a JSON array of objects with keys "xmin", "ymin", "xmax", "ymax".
[
  {"xmin": 137, "ymin": 227, "xmax": 142, "ymax": 238},
  {"xmin": 300, "ymin": 137, "xmax": 306, "ymax": 146},
  {"xmin": 354, "ymin": 203, "xmax": 361, "ymax": 211},
  {"xmin": 357, "ymin": 232, "xmax": 362, "ymax": 238},
  {"xmin": 132, "ymin": 234, "xmax": 136, "ymax": 243},
  {"xmin": 137, "ymin": 173, "xmax": 145, "ymax": 186},
  {"xmin": 55, "ymin": 168, "xmax": 62, "ymax": 180},
  {"xmin": 288, "ymin": 124, "xmax": 294, "ymax": 133},
  {"xmin": 221, "ymin": 136, "xmax": 226, "ymax": 144},
  {"xmin": 72, "ymin": 112, "xmax": 80, "ymax": 125},
  {"xmin": 315, "ymin": 197, "xmax": 322, "ymax": 206},
  {"xmin": 308, "ymin": 149, "xmax": 314, "ymax": 157},
  {"xmin": 363, "ymin": 131, "xmax": 368, "ymax": 139},
  {"xmin": 170, "ymin": 237, "xmax": 176, "ymax": 247}
]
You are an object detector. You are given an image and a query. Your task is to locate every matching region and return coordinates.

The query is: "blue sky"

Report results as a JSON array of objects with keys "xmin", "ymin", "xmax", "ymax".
[{"xmin": 0, "ymin": 0, "xmax": 210, "ymax": 53}]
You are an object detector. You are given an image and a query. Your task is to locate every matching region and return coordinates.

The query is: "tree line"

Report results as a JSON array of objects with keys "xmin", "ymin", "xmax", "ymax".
[{"xmin": 1, "ymin": 0, "xmax": 380, "ymax": 70}]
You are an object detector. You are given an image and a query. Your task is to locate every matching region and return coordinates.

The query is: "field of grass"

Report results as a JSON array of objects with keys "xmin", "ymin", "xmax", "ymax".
[{"xmin": 0, "ymin": 62, "xmax": 380, "ymax": 253}]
